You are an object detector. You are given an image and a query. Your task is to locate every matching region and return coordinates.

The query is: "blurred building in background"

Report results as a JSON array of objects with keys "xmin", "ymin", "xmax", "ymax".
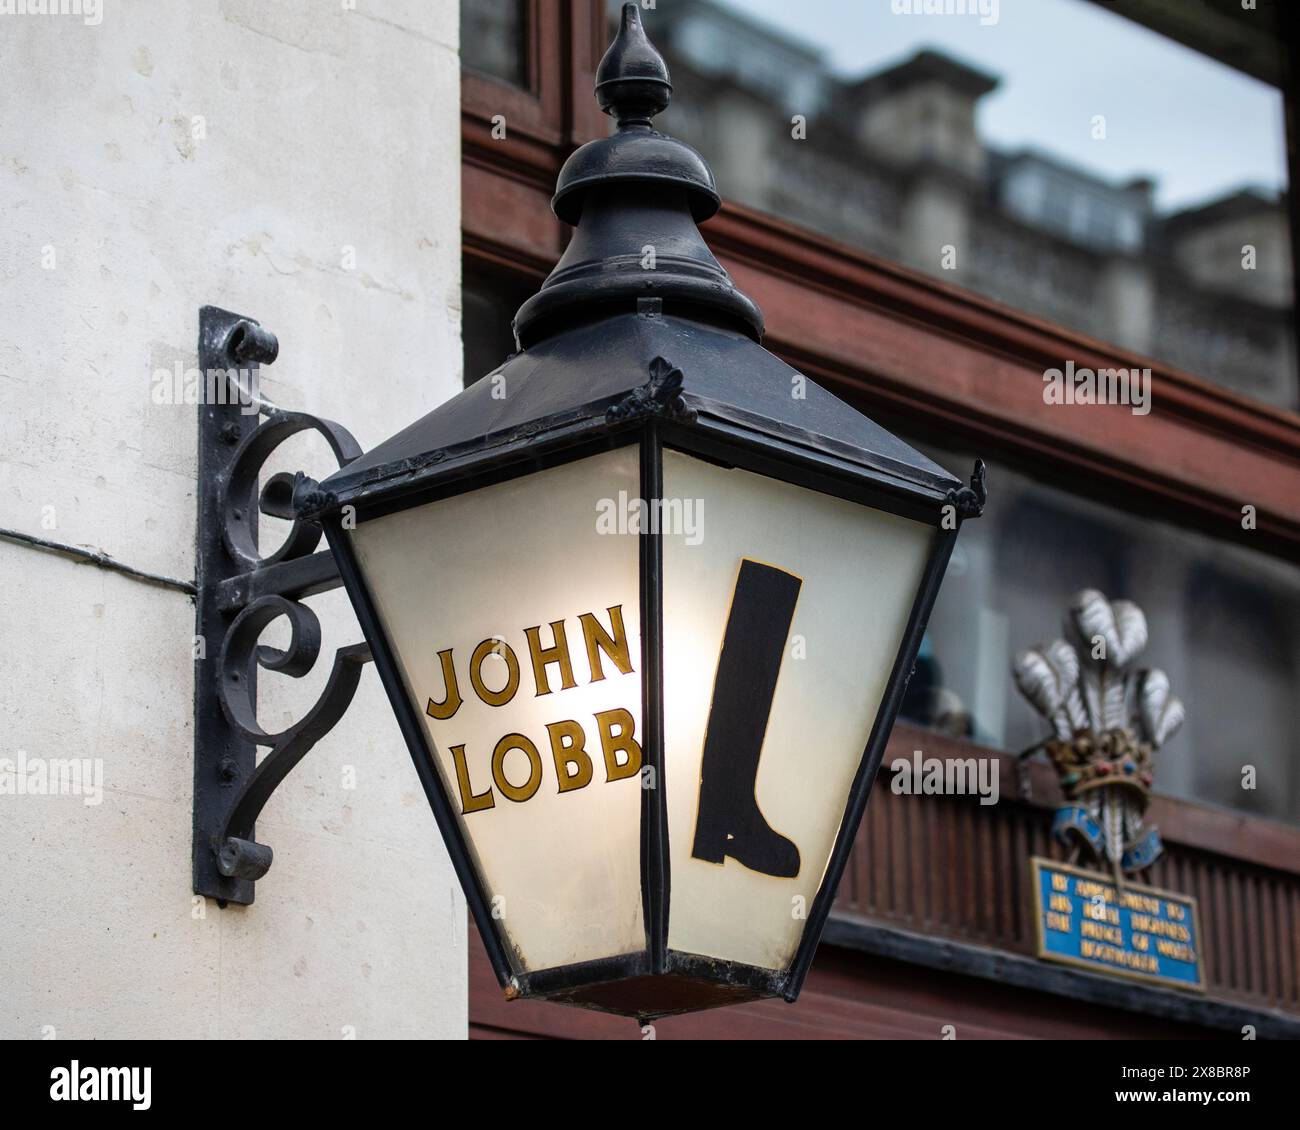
[
  {"xmin": 460, "ymin": 0, "xmax": 1300, "ymax": 1039},
  {"xmin": 650, "ymin": 0, "xmax": 1296, "ymax": 408}
]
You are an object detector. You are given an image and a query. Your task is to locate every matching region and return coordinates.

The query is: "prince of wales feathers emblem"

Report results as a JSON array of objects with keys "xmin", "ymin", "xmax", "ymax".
[{"xmin": 1013, "ymin": 589, "xmax": 1184, "ymax": 884}]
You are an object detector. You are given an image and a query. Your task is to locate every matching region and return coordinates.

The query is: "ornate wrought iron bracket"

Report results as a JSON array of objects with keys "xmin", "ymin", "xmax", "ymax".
[{"xmin": 193, "ymin": 306, "xmax": 371, "ymax": 906}]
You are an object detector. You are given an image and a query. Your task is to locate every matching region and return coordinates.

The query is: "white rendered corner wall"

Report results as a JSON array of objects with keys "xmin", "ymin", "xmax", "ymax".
[{"xmin": 0, "ymin": 0, "xmax": 467, "ymax": 1038}]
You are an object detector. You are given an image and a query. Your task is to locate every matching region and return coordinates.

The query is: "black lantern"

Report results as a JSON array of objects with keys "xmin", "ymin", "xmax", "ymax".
[{"xmin": 305, "ymin": 4, "xmax": 985, "ymax": 1020}]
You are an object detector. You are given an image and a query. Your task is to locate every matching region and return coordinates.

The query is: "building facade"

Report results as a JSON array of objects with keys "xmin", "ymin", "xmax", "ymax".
[{"xmin": 461, "ymin": 0, "xmax": 1300, "ymax": 1039}]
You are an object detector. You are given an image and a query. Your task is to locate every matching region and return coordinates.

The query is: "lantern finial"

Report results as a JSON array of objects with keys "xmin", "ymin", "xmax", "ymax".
[
  {"xmin": 596, "ymin": 3, "xmax": 673, "ymax": 128},
  {"xmin": 513, "ymin": 2, "xmax": 764, "ymax": 347}
]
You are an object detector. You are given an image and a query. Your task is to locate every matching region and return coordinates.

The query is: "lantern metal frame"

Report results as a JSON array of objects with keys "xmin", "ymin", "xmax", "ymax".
[
  {"xmin": 305, "ymin": 302, "xmax": 984, "ymax": 1015},
  {"xmin": 190, "ymin": 4, "xmax": 986, "ymax": 1020}
]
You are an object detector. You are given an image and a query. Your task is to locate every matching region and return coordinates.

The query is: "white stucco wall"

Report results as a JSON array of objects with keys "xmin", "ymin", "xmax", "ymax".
[{"xmin": 0, "ymin": 0, "xmax": 466, "ymax": 1038}]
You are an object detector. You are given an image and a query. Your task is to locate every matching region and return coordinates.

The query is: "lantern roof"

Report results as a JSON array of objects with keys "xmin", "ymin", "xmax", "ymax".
[
  {"xmin": 514, "ymin": 2, "xmax": 763, "ymax": 346},
  {"xmin": 317, "ymin": 310, "xmax": 961, "ymax": 511}
]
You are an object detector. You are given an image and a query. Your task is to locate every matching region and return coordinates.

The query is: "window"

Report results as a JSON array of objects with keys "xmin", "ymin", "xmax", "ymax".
[
  {"xmin": 461, "ymin": 0, "xmax": 529, "ymax": 88},
  {"xmin": 462, "ymin": 263, "xmax": 532, "ymax": 388},
  {"xmin": 624, "ymin": 0, "xmax": 1296, "ymax": 410}
]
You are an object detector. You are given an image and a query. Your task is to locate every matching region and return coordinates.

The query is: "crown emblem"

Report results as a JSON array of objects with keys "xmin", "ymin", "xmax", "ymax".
[{"xmin": 1013, "ymin": 589, "xmax": 1184, "ymax": 879}]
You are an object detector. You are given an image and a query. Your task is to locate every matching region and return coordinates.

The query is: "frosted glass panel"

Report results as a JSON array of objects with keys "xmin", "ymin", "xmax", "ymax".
[
  {"xmin": 351, "ymin": 447, "xmax": 645, "ymax": 973},
  {"xmin": 661, "ymin": 449, "xmax": 934, "ymax": 970}
]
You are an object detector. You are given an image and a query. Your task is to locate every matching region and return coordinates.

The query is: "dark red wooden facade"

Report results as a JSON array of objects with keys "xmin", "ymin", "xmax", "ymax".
[{"xmin": 468, "ymin": 725, "xmax": 1300, "ymax": 1039}]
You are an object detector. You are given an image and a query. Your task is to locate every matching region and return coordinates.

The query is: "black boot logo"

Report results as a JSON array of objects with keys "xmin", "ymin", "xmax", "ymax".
[{"xmin": 691, "ymin": 558, "xmax": 802, "ymax": 879}]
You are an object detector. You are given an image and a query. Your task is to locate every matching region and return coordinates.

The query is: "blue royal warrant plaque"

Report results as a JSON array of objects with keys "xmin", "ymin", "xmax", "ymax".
[{"xmin": 1030, "ymin": 857, "xmax": 1205, "ymax": 992}]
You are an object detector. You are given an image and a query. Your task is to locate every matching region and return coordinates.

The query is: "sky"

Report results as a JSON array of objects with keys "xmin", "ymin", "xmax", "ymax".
[{"xmin": 724, "ymin": 0, "xmax": 1287, "ymax": 213}]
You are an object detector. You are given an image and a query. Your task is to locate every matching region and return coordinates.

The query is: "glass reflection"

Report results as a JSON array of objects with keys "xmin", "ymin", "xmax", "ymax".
[
  {"xmin": 463, "ymin": 0, "xmax": 528, "ymax": 88},
  {"xmin": 907, "ymin": 442, "xmax": 1300, "ymax": 827},
  {"xmin": 625, "ymin": 0, "xmax": 1296, "ymax": 409}
]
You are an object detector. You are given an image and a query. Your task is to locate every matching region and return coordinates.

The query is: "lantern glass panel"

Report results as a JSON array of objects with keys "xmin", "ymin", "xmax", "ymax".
[
  {"xmin": 660, "ymin": 448, "xmax": 936, "ymax": 970},
  {"xmin": 348, "ymin": 446, "xmax": 646, "ymax": 973}
]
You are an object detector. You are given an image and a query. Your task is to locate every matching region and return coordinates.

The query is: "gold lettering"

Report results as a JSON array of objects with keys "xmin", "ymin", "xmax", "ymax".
[
  {"xmin": 579, "ymin": 606, "xmax": 633, "ymax": 683},
  {"xmin": 1156, "ymin": 938, "xmax": 1196, "ymax": 962},
  {"xmin": 425, "ymin": 648, "xmax": 462, "ymax": 720},
  {"xmin": 525, "ymin": 621, "xmax": 577, "ymax": 696},
  {"xmin": 491, "ymin": 733, "xmax": 543, "ymax": 803},
  {"xmin": 451, "ymin": 743, "xmax": 494, "ymax": 814},
  {"xmin": 595, "ymin": 708, "xmax": 641, "ymax": 782},
  {"xmin": 1130, "ymin": 914, "xmax": 1190, "ymax": 942},
  {"xmin": 547, "ymin": 719, "xmax": 594, "ymax": 794},
  {"xmin": 1081, "ymin": 919, "xmax": 1123, "ymax": 944},
  {"xmin": 469, "ymin": 639, "xmax": 521, "ymax": 707},
  {"xmin": 1080, "ymin": 940, "xmax": 1157, "ymax": 973}
]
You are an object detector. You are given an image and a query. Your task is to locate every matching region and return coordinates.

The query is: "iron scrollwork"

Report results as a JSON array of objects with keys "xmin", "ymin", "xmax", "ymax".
[{"xmin": 194, "ymin": 306, "xmax": 372, "ymax": 905}]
